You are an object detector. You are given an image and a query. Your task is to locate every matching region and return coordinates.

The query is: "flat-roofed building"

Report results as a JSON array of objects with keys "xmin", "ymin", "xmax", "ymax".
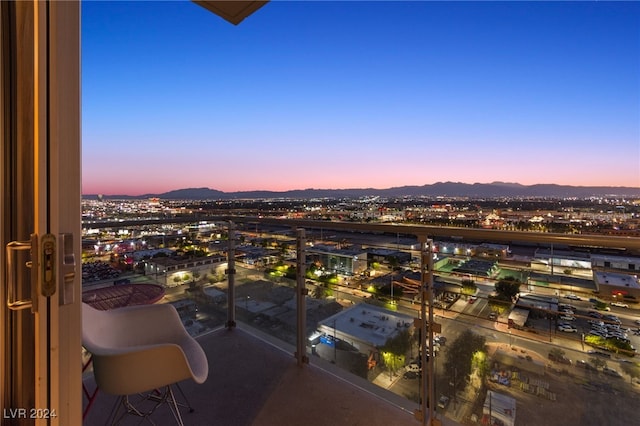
[
  {"xmin": 591, "ymin": 254, "xmax": 640, "ymax": 274},
  {"xmin": 594, "ymin": 271, "xmax": 640, "ymax": 301},
  {"xmin": 317, "ymin": 304, "xmax": 414, "ymax": 356},
  {"xmin": 308, "ymin": 244, "xmax": 368, "ymax": 276},
  {"xmin": 144, "ymin": 255, "xmax": 226, "ymax": 286},
  {"xmin": 532, "ymin": 248, "xmax": 592, "ymax": 270}
]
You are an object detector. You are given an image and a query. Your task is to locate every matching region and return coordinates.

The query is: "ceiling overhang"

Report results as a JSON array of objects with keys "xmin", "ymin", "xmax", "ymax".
[{"xmin": 193, "ymin": 1, "xmax": 269, "ymax": 25}]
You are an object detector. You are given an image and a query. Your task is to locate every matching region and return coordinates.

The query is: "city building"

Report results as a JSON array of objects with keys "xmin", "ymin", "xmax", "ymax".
[
  {"xmin": 144, "ymin": 255, "xmax": 226, "ymax": 286},
  {"xmin": 593, "ymin": 271, "xmax": 640, "ymax": 300},
  {"xmin": 317, "ymin": 304, "xmax": 415, "ymax": 356},
  {"xmin": 307, "ymin": 244, "xmax": 368, "ymax": 276},
  {"xmin": 591, "ymin": 254, "xmax": 640, "ymax": 274}
]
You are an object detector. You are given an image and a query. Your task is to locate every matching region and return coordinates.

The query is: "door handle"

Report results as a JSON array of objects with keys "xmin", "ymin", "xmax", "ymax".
[
  {"xmin": 6, "ymin": 234, "xmax": 38, "ymax": 312},
  {"xmin": 6, "ymin": 233, "xmax": 76, "ymax": 310}
]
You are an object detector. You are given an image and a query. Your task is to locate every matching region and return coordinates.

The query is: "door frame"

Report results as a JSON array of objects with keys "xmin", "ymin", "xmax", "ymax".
[{"xmin": 1, "ymin": 2, "xmax": 81, "ymax": 424}]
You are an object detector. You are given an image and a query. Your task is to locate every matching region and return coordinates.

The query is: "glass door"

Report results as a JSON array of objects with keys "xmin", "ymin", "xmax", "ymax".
[{"xmin": 1, "ymin": 2, "xmax": 81, "ymax": 425}]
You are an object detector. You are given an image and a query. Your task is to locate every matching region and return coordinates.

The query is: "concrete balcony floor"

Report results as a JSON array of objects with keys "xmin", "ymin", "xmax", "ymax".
[{"xmin": 83, "ymin": 325, "xmax": 433, "ymax": 426}]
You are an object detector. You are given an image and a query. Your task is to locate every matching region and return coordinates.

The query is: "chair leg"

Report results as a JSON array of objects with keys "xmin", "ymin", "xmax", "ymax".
[
  {"xmin": 175, "ymin": 383, "xmax": 195, "ymax": 413},
  {"xmin": 104, "ymin": 386, "xmax": 190, "ymax": 426},
  {"xmin": 167, "ymin": 386, "xmax": 185, "ymax": 426},
  {"xmin": 105, "ymin": 395, "xmax": 124, "ymax": 426},
  {"xmin": 107, "ymin": 395, "xmax": 158, "ymax": 426}
]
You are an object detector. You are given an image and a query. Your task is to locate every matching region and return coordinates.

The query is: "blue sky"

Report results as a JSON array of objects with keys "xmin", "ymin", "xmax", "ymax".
[{"xmin": 82, "ymin": 1, "xmax": 640, "ymax": 195}]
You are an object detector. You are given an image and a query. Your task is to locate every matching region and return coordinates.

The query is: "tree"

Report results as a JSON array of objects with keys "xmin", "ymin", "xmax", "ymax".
[
  {"xmin": 494, "ymin": 276, "xmax": 521, "ymax": 302},
  {"xmin": 284, "ymin": 265, "xmax": 297, "ymax": 279},
  {"xmin": 381, "ymin": 329, "xmax": 412, "ymax": 356},
  {"xmin": 278, "ymin": 241, "xmax": 289, "ymax": 255},
  {"xmin": 312, "ymin": 284, "xmax": 327, "ymax": 299},
  {"xmin": 444, "ymin": 329, "xmax": 486, "ymax": 391},
  {"xmin": 380, "ymin": 329, "xmax": 412, "ymax": 373},
  {"xmin": 461, "ymin": 279, "xmax": 477, "ymax": 296}
]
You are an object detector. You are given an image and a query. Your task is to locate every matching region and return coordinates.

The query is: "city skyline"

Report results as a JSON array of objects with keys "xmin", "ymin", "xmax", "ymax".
[{"xmin": 82, "ymin": 1, "xmax": 640, "ymax": 196}]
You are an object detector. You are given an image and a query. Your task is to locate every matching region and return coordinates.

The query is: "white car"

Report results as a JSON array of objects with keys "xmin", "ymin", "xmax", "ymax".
[
  {"xmin": 610, "ymin": 301, "xmax": 629, "ymax": 308},
  {"xmin": 559, "ymin": 314, "xmax": 576, "ymax": 321},
  {"xmin": 406, "ymin": 363, "xmax": 421, "ymax": 373},
  {"xmin": 565, "ymin": 294, "xmax": 581, "ymax": 301},
  {"xmin": 558, "ymin": 324, "xmax": 577, "ymax": 333}
]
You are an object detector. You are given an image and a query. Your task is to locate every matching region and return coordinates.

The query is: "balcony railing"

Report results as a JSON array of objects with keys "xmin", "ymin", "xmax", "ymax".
[{"xmin": 83, "ymin": 218, "xmax": 640, "ymax": 426}]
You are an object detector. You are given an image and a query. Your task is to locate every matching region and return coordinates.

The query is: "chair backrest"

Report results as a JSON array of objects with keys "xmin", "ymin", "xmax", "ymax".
[
  {"xmin": 81, "ymin": 302, "xmax": 206, "ymax": 395},
  {"xmin": 81, "ymin": 302, "xmax": 112, "ymax": 353}
]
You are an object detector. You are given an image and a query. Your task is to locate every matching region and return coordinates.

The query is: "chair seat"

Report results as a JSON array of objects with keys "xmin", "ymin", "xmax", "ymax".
[{"xmin": 82, "ymin": 302, "xmax": 209, "ymax": 424}]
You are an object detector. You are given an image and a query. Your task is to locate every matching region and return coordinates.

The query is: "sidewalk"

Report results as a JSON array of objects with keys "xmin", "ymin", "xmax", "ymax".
[{"xmin": 372, "ymin": 369, "xmax": 404, "ymax": 389}]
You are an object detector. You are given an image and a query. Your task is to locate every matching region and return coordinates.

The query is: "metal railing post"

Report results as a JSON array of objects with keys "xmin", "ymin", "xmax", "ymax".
[
  {"xmin": 427, "ymin": 239, "xmax": 436, "ymax": 426},
  {"xmin": 226, "ymin": 222, "xmax": 236, "ymax": 329},
  {"xmin": 295, "ymin": 228, "xmax": 308, "ymax": 366},
  {"xmin": 417, "ymin": 236, "xmax": 436, "ymax": 426}
]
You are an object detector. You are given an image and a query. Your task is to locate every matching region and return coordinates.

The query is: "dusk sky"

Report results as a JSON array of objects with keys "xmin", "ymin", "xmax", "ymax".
[{"xmin": 82, "ymin": 1, "xmax": 640, "ymax": 196}]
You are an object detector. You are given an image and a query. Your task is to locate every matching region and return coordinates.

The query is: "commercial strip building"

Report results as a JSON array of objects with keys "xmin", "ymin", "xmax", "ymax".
[
  {"xmin": 307, "ymin": 244, "xmax": 368, "ymax": 276},
  {"xmin": 593, "ymin": 271, "xmax": 640, "ymax": 300},
  {"xmin": 316, "ymin": 304, "xmax": 415, "ymax": 356},
  {"xmin": 591, "ymin": 254, "xmax": 640, "ymax": 274},
  {"xmin": 144, "ymin": 255, "xmax": 226, "ymax": 286}
]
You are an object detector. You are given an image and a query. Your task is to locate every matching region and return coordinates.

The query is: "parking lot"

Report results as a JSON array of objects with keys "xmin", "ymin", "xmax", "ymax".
[{"xmin": 483, "ymin": 364, "xmax": 640, "ymax": 426}]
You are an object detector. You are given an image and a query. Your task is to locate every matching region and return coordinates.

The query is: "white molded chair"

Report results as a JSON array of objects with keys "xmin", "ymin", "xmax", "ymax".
[{"xmin": 82, "ymin": 302, "xmax": 209, "ymax": 425}]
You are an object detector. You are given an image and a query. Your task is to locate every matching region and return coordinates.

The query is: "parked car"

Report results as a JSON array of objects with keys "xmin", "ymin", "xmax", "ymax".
[
  {"xmin": 437, "ymin": 395, "xmax": 450, "ymax": 409},
  {"xmin": 603, "ymin": 367, "xmax": 622, "ymax": 378},
  {"xmin": 403, "ymin": 370, "xmax": 419, "ymax": 380},
  {"xmin": 488, "ymin": 312, "xmax": 498, "ymax": 321},
  {"xmin": 610, "ymin": 301, "xmax": 629, "ymax": 308},
  {"xmin": 434, "ymin": 335, "xmax": 447, "ymax": 345},
  {"xmin": 559, "ymin": 314, "xmax": 576, "ymax": 321},
  {"xmin": 604, "ymin": 315, "xmax": 621, "ymax": 324},
  {"xmin": 587, "ymin": 350, "xmax": 611, "ymax": 358},
  {"xmin": 468, "ymin": 295, "xmax": 477, "ymax": 304},
  {"xmin": 406, "ymin": 363, "xmax": 420, "ymax": 373},
  {"xmin": 548, "ymin": 352, "xmax": 572, "ymax": 365},
  {"xmin": 576, "ymin": 360, "xmax": 597, "ymax": 371}
]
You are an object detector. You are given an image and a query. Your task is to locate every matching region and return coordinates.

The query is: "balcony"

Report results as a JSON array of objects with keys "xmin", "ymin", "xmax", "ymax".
[
  {"xmin": 82, "ymin": 219, "xmax": 640, "ymax": 426},
  {"xmin": 83, "ymin": 325, "xmax": 421, "ymax": 426}
]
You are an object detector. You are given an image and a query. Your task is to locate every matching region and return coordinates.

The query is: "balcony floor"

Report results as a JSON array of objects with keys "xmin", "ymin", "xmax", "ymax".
[{"xmin": 83, "ymin": 324, "xmax": 431, "ymax": 426}]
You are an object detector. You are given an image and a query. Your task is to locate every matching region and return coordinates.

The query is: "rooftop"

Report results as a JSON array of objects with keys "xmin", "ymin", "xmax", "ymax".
[{"xmin": 318, "ymin": 304, "xmax": 415, "ymax": 348}]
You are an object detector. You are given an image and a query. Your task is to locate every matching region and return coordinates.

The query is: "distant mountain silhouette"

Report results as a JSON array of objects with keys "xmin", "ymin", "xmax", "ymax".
[{"xmin": 84, "ymin": 182, "xmax": 640, "ymax": 200}]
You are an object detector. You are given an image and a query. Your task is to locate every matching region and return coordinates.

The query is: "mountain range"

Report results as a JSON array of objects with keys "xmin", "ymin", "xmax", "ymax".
[{"xmin": 84, "ymin": 182, "xmax": 640, "ymax": 200}]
